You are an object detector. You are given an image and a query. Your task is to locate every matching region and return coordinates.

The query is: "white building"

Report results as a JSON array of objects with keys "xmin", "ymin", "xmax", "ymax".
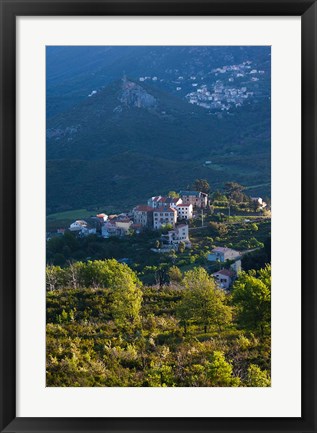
[
  {"xmin": 80, "ymin": 227, "xmax": 97, "ymax": 236},
  {"xmin": 148, "ymin": 196, "xmax": 161, "ymax": 207},
  {"xmin": 153, "ymin": 207, "xmax": 177, "ymax": 229},
  {"xmin": 250, "ymin": 197, "xmax": 267, "ymax": 208},
  {"xmin": 69, "ymin": 220, "xmax": 97, "ymax": 237},
  {"xmin": 207, "ymin": 247, "xmax": 241, "ymax": 262},
  {"xmin": 101, "ymin": 220, "xmax": 132, "ymax": 238},
  {"xmin": 175, "ymin": 203, "xmax": 193, "ymax": 220},
  {"xmin": 102, "ymin": 222, "xmax": 118, "ymax": 238},
  {"xmin": 69, "ymin": 220, "xmax": 88, "ymax": 231},
  {"xmin": 148, "ymin": 196, "xmax": 183, "ymax": 209},
  {"xmin": 96, "ymin": 213, "xmax": 108, "ymax": 222},
  {"xmin": 115, "ymin": 220, "xmax": 133, "ymax": 233},
  {"xmin": 161, "ymin": 224, "xmax": 190, "ymax": 246},
  {"xmin": 230, "ymin": 259, "xmax": 242, "ymax": 274},
  {"xmin": 212, "ymin": 268, "xmax": 236, "ymax": 290}
]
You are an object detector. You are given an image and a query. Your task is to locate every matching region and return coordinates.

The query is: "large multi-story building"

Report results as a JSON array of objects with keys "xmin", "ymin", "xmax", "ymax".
[
  {"xmin": 132, "ymin": 205, "xmax": 154, "ymax": 228},
  {"xmin": 179, "ymin": 190, "xmax": 208, "ymax": 208},
  {"xmin": 161, "ymin": 224, "xmax": 190, "ymax": 246},
  {"xmin": 175, "ymin": 203, "xmax": 193, "ymax": 220},
  {"xmin": 153, "ymin": 207, "xmax": 177, "ymax": 229},
  {"xmin": 148, "ymin": 196, "xmax": 183, "ymax": 209}
]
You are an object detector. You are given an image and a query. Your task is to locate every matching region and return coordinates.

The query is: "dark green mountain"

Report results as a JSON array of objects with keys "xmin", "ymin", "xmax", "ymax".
[
  {"xmin": 47, "ymin": 77, "xmax": 270, "ymax": 213},
  {"xmin": 46, "ymin": 46, "xmax": 271, "ymax": 118}
]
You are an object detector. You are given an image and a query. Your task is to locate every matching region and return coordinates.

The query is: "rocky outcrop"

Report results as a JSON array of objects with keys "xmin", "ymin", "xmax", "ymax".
[{"xmin": 118, "ymin": 78, "xmax": 157, "ymax": 109}]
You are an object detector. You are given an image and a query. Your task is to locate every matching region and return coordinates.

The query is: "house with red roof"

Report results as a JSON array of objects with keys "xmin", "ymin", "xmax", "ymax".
[
  {"xmin": 147, "ymin": 195, "xmax": 183, "ymax": 209},
  {"xmin": 132, "ymin": 205, "xmax": 154, "ymax": 228},
  {"xmin": 212, "ymin": 268, "xmax": 236, "ymax": 290}
]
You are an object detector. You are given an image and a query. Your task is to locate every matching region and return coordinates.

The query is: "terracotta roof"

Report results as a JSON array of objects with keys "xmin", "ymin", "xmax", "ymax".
[
  {"xmin": 154, "ymin": 207, "xmax": 177, "ymax": 213},
  {"xmin": 131, "ymin": 223, "xmax": 142, "ymax": 228},
  {"xmin": 72, "ymin": 220, "xmax": 88, "ymax": 226},
  {"xmin": 214, "ymin": 269, "xmax": 235, "ymax": 277},
  {"xmin": 134, "ymin": 205, "xmax": 154, "ymax": 212},
  {"xmin": 162, "ymin": 197, "xmax": 179, "ymax": 203}
]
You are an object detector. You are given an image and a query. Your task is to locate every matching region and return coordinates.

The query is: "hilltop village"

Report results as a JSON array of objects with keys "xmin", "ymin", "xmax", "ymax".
[
  {"xmin": 47, "ymin": 184, "xmax": 270, "ymax": 290},
  {"xmin": 69, "ymin": 190, "xmax": 209, "ymax": 245}
]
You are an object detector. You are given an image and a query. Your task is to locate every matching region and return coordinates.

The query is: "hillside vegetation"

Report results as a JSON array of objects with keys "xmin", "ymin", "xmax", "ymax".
[{"xmin": 46, "ymin": 260, "xmax": 271, "ymax": 387}]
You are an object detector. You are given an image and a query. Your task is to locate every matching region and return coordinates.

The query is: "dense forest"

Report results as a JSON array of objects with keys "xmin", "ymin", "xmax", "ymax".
[{"xmin": 46, "ymin": 259, "xmax": 271, "ymax": 387}]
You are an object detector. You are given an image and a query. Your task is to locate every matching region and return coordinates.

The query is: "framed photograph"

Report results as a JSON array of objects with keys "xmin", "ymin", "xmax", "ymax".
[{"xmin": 0, "ymin": 0, "xmax": 316, "ymax": 432}]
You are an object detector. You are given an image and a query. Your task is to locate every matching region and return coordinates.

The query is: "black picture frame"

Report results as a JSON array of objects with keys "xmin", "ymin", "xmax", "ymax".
[{"xmin": 0, "ymin": 1, "xmax": 316, "ymax": 432}]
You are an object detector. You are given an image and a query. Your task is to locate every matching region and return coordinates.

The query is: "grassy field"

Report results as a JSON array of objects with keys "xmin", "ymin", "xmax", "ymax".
[
  {"xmin": 47, "ymin": 208, "xmax": 95, "ymax": 221},
  {"xmin": 47, "ymin": 208, "xmax": 105, "ymax": 232}
]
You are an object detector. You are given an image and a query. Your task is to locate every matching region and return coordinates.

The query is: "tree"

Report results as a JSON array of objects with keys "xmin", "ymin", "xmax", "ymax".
[
  {"xmin": 209, "ymin": 222, "xmax": 228, "ymax": 237},
  {"xmin": 167, "ymin": 191, "xmax": 180, "ymax": 198},
  {"xmin": 250, "ymin": 223, "xmax": 259, "ymax": 232},
  {"xmin": 177, "ymin": 268, "xmax": 232, "ymax": 333},
  {"xmin": 168, "ymin": 249, "xmax": 177, "ymax": 264},
  {"xmin": 108, "ymin": 261, "xmax": 143, "ymax": 329},
  {"xmin": 83, "ymin": 259, "xmax": 140, "ymax": 289},
  {"xmin": 241, "ymin": 248, "xmax": 269, "ymax": 271},
  {"xmin": 193, "ymin": 179, "xmax": 210, "ymax": 194},
  {"xmin": 178, "ymin": 241, "xmax": 186, "ymax": 253},
  {"xmin": 247, "ymin": 364, "xmax": 271, "ymax": 387},
  {"xmin": 65, "ymin": 261, "xmax": 86, "ymax": 289},
  {"xmin": 154, "ymin": 264, "xmax": 169, "ymax": 288},
  {"xmin": 168, "ymin": 266, "xmax": 183, "ymax": 283},
  {"xmin": 232, "ymin": 265, "xmax": 271, "ymax": 337},
  {"xmin": 212, "ymin": 190, "xmax": 228, "ymax": 202},
  {"xmin": 206, "ymin": 351, "xmax": 240, "ymax": 386},
  {"xmin": 264, "ymin": 236, "xmax": 271, "ymax": 261},
  {"xmin": 225, "ymin": 182, "xmax": 246, "ymax": 203},
  {"xmin": 46, "ymin": 265, "xmax": 65, "ymax": 291}
]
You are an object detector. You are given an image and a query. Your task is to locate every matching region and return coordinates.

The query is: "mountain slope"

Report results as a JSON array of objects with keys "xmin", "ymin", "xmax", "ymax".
[
  {"xmin": 46, "ymin": 78, "xmax": 270, "ymax": 213},
  {"xmin": 46, "ymin": 46, "xmax": 270, "ymax": 118}
]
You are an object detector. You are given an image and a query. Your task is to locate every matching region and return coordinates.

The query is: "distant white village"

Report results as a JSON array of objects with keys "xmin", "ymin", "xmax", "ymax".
[{"xmin": 136, "ymin": 60, "xmax": 268, "ymax": 113}]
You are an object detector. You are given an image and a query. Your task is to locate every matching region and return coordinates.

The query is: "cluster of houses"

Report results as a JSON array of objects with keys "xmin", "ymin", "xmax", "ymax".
[
  {"xmin": 53, "ymin": 189, "xmax": 264, "ymax": 290},
  {"xmin": 67, "ymin": 190, "xmax": 208, "ymax": 249},
  {"xmin": 134, "ymin": 191, "xmax": 208, "ymax": 230},
  {"xmin": 207, "ymin": 246, "xmax": 242, "ymax": 290},
  {"xmin": 137, "ymin": 60, "xmax": 266, "ymax": 115}
]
